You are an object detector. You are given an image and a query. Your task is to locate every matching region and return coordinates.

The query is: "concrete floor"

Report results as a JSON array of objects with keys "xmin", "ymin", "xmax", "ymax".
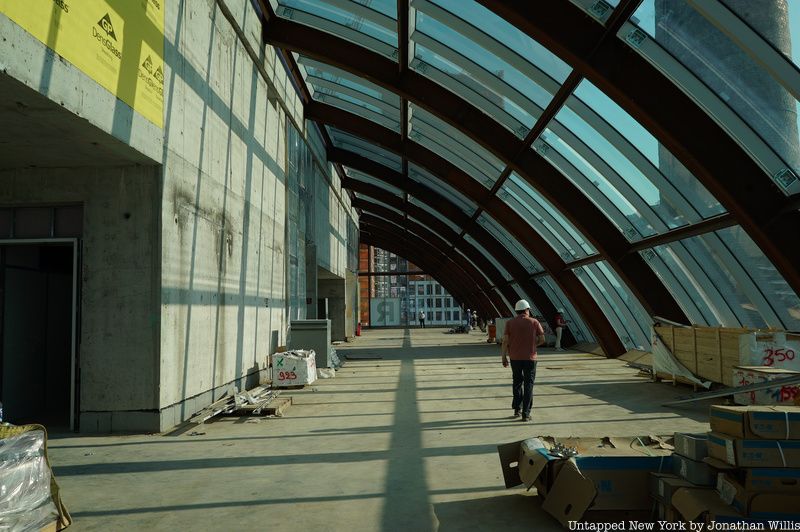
[{"xmin": 49, "ymin": 328, "xmax": 714, "ymax": 531}]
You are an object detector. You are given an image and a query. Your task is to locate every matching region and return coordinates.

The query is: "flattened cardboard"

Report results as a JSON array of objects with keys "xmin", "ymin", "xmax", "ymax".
[
  {"xmin": 541, "ymin": 460, "xmax": 596, "ymax": 528},
  {"xmin": 674, "ymin": 432, "xmax": 708, "ymax": 460},
  {"xmin": 497, "ymin": 441, "xmax": 522, "ymax": 489},
  {"xmin": 672, "ymin": 453, "xmax": 717, "ymax": 486},
  {"xmin": 710, "ymin": 405, "xmax": 800, "ymax": 439},
  {"xmin": 708, "ymin": 432, "xmax": 800, "ymax": 467}
]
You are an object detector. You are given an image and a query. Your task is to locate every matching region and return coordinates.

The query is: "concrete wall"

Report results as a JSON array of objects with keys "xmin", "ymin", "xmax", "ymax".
[
  {"xmin": 0, "ymin": 0, "xmax": 358, "ymax": 432},
  {"xmin": 0, "ymin": 167, "xmax": 161, "ymax": 431}
]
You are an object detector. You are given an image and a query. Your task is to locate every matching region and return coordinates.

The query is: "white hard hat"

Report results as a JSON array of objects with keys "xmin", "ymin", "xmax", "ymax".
[
  {"xmin": 514, "ymin": 299, "xmax": 531, "ymax": 311},
  {"xmin": 557, "ymin": 308, "xmax": 564, "ymax": 313}
]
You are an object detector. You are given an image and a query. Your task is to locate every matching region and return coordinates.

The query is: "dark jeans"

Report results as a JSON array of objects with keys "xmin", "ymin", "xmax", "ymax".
[
  {"xmin": 419, "ymin": 319, "xmax": 425, "ymax": 328},
  {"xmin": 510, "ymin": 360, "xmax": 537, "ymax": 416}
]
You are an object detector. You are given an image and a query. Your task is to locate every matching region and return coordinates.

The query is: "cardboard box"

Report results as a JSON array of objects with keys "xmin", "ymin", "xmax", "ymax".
[
  {"xmin": 650, "ymin": 472, "xmax": 694, "ymax": 503},
  {"xmin": 498, "ymin": 436, "xmax": 673, "ymax": 525},
  {"xmin": 710, "ymin": 404, "xmax": 800, "ymax": 439},
  {"xmin": 272, "ymin": 350, "xmax": 317, "ymax": 387},
  {"xmin": 708, "ymin": 432, "xmax": 800, "ymax": 467},
  {"xmin": 673, "ymin": 453, "xmax": 717, "ymax": 486},
  {"xmin": 744, "ymin": 467, "xmax": 800, "ymax": 493},
  {"xmin": 674, "ymin": 432, "xmax": 708, "ymax": 460},
  {"xmin": 733, "ymin": 366, "xmax": 800, "ymax": 405},
  {"xmin": 671, "ymin": 487, "xmax": 743, "ymax": 523},
  {"xmin": 718, "ymin": 472, "xmax": 800, "ymax": 519}
]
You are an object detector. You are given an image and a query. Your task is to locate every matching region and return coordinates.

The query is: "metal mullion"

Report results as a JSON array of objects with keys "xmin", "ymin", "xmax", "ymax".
[
  {"xmin": 410, "ymin": 59, "xmax": 529, "ymax": 138},
  {"xmin": 566, "ymin": 95, "xmax": 703, "ymax": 221},
  {"xmin": 412, "ymin": 30, "xmax": 544, "ymax": 120},
  {"xmin": 499, "ymin": 190, "xmax": 575, "ymax": 259},
  {"xmin": 687, "ymin": 0, "xmax": 800, "ymax": 103},
  {"xmin": 297, "ymin": 57, "xmax": 401, "ymax": 104},
  {"xmin": 411, "ymin": 120, "xmax": 502, "ymax": 179},
  {"xmin": 307, "ymin": 77, "xmax": 400, "ymax": 114},
  {"xmin": 504, "ymin": 180, "xmax": 585, "ymax": 257},
  {"xmin": 574, "ymin": 269, "xmax": 630, "ymax": 347},
  {"xmin": 348, "ymin": 176, "xmax": 403, "ymax": 197},
  {"xmin": 410, "ymin": 107, "xmax": 505, "ymax": 170},
  {"xmin": 537, "ymin": 140, "xmax": 639, "ymax": 237},
  {"xmin": 408, "ymin": 164, "xmax": 476, "ymax": 210},
  {"xmin": 618, "ymin": 20, "xmax": 797, "ymax": 195},
  {"xmin": 410, "ymin": 199, "xmax": 461, "ymax": 233},
  {"xmin": 410, "ymin": 130, "xmax": 495, "ymax": 186},
  {"xmin": 584, "ymin": 263, "xmax": 652, "ymax": 345},
  {"xmin": 412, "ymin": 0, "xmax": 562, "ymax": 95},
  {"xmin": 316, "ymin": 94, "xmax": 401, "ymax": 130},
  {"xmin": 477, "ymin": 216, "xmax": 539, "ymax": 272},
  {"xmin": 278, "ymin": 8, "xmax": 397, "ymax": 58},
  {"xmin": 548, "ymin": 120, "xmax": 670, "ymax": 232},
  {"xmin": 338, "ymin": 144, "xmax": 401, "ymax": 170},
  {"xmin": 642, "ymin": 250, "xmax": 711, "ymax": 325},
  {"xmin": 464, "ymin": 234, "xmax": 513, "ymax": 281},
  {"xmin": 668, "ymin": 241, "xmax": 740, "ymax": 326},
  {"xmin": 322, "ymin": 0, "xmax": 397, "ymax": 31},
  {"xmin": 583, "ymin": 264, "xmax": 648, "ymax": 348},
  {"xmin": 702, "ymin": 232, "xmax": 782, "ymax": 328},
  {"xmin": 537, "ymin": 276, "xmax": 594, "ymax": 342}
]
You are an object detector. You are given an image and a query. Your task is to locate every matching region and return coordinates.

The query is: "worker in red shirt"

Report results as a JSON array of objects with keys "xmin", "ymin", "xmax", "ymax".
[
  {"xmin": 501, "ymin": 300, "xmax": 545, "ymax": 422},
  {"xmin": 554, "ymin": 309, "xmax": 567, "ymax": 351}
]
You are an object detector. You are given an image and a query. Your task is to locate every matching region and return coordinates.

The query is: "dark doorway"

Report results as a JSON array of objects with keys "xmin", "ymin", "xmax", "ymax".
[{"xmin": 0, "ymin": 243, "xmax": 75, "ymax": 429}]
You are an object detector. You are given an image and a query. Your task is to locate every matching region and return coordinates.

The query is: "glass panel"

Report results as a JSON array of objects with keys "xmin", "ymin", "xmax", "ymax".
[
  {"xmin": 277, "ymin": 0, "xmax": 398, "ymax": 58},
  {"xmin": 408, "ymin": 164, "xmax": 476, "ymax": 214},
  {"xmin": 54, "ymin": 206, "xmax": 83, "ymax": 237},
  {"xmin": 502, "ymin": 173, "xmax": 596, "ymax": 260},
  {"xmin": 477, "ymin": 213, "xmax": 543, "ymax": 274},
  {"xmin": 574, "ymin": 263, "xmax": 651, "ymax": 350},
  {"xmin": 718, "ymin": 0, "xmax": 800, "ymax": 69},
  {"xmin": 716, "ymin": 226, "xmax": 800, "ymax": 330},
  {"xmin": 535, "ymin": 276, "xmax": 594, "ymax": 343},
  {"xmin": 327, "ymin": 127, "xmax": 403, "ymax": 172},
  {"xmin": 464, "ymin": 233, "xmax": 512, "ymax": 282},
  {"xmin": 345, "ymin": 167, "xmax": 404, "ymax": 196},
  {"xmin": 409, "ymin": 197, "xmax": 461, "ymax": 233},
  {"xmin": 537, "ymin": 128, "xmax": 656, "ymax": 240},
  {"xmin": 571, "ymin": 80, "xmax": 726, "ymax": 219},
  {"xmin": 15, "ymin": 208, "xmax": 51, "ymax": 238},
  {"xmin": 427, "ymin": 0, "xmax": 572, "ymax": 83},
  {"xmin": 642, "ymin": 225, "xmax": 800, "ymax": 330},
  {"xmin": 409, "ymin": 104, "xmax": 504, "ymax": 187},
  {"xmin": 626, "ymin": 0, "xmax": 800, "ymax": 183},
  {"xmin": 300, "ymin": 57, "xmax": 401, "ymax": 104}
]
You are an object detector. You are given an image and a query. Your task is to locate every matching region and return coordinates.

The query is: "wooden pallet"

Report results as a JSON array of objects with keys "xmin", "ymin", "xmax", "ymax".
[{"xmin": 227, "ymin": 396, "xmax": 292, "ymax": 417}]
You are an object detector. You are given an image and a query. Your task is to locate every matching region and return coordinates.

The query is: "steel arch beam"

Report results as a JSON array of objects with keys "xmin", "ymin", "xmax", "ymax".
[
  {"xmin": 360, "ymin": 221, "xmax": 497, "ymax": 315},
  {"xmin": 360, "ymin": 232, "xmax": 484, "ymax": 315},
  {"xmin": 477, "ymin": 0, "xmax": 800, "ymax": 309},
  {"xmin": 360, "ymin": 232, "xmax": 485, "ymax": 316},
  {"xmin": 341, "ymin": 158, "xmax": 560, "ymax": 322},
  {"xmin": 314, "ymin": 105, "xmax": 625, "ymax": 353},
  {"xmin": 264, "ymin": 18, "xmax": 688, "ymax": 326},
  {"xmin": 359, "ymin": 228, "xmax": 480, "ymax": 311},
  {"xmin": 360, "ymin": 214, "xmax": 504, "ymax": 315},
  {"xmin": 353, "ymin": 195, "xmax": 518, "ymax": 315}
]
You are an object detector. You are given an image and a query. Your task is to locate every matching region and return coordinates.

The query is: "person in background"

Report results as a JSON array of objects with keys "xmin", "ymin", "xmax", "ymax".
[
  {"xmin": 418, "ymin": 310, "xmax": 426, "ymax": 328},
  {"xmin": 501, "ymin": 300, "xmax": 545, "ymax": 422},
  {"xmin": 554, "ymin": 309, "xmax": 567, "ymax": 351}
]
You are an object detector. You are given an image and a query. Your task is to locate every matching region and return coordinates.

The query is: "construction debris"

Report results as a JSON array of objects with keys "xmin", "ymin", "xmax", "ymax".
[{"xmin": 188, "ymin": 385, "xmax": 291, "ymax": 424}]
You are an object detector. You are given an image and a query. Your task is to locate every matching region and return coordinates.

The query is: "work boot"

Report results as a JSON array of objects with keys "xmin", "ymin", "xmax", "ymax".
[
  {"xmin": 521, "ymin": 414, "xmax": 531, "ymax": 422},
  {"xmin": 512, "ymin": 409, "xmax": 520, "ymax": 418}
]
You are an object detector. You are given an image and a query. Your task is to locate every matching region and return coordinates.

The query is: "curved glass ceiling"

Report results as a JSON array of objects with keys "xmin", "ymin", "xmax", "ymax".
[
  {"xmin": 622, "ymin": 0, "xmax": 800, "ymax": 194},
  {"xmin": 273, "ymin": 0, "xmax": 800, "ymax": 344}
]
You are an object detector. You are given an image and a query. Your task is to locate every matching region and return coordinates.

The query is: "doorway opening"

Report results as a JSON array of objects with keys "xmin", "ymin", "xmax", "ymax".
[{"xmin": 0, "ymin": 240, "xmax": 79, "ymax": 430}]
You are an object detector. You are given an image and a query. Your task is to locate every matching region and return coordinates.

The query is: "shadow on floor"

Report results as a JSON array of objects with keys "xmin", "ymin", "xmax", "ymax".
[{"xmin": 432, "ymin": 493, "xmax": 562, "ymax": 532}]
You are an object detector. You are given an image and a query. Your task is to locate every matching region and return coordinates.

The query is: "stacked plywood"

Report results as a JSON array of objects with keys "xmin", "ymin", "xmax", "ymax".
[{"xmin": 654, "ymin": 326, "xmax": 757, "ymax": 386}]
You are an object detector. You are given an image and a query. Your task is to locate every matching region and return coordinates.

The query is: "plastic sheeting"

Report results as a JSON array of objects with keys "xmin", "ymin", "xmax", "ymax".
[
  {"xmin": 0, "ymin": 429, "xmax": 58, "ymax": 531},
  {"xmin": 651, "ymin": 327, "xmax": 711, "ymax": 389}
]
